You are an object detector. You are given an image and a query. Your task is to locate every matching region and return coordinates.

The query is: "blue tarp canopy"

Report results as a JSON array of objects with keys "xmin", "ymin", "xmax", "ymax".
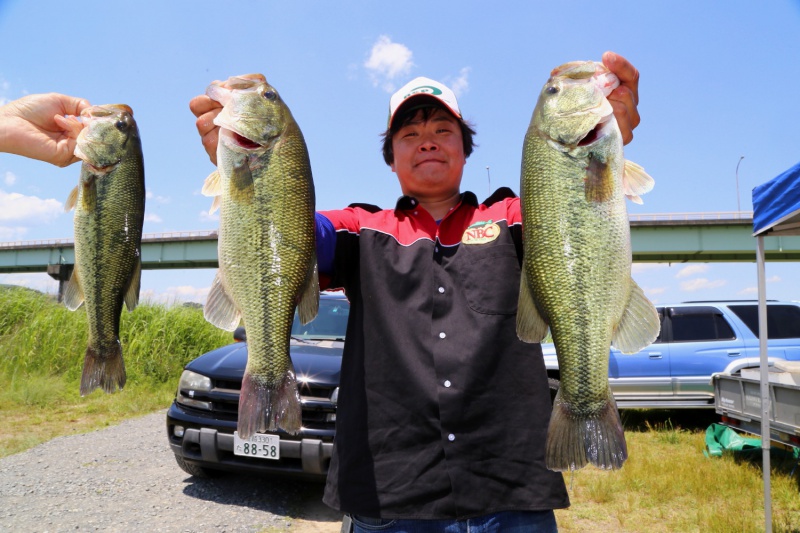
[
  {"xmin": 753, "ymin": 160, "xmax": 800, "ymax": 236},
  {"xmin": 750, "ymin": 159, "xmax": 800, "ymax": 532}
]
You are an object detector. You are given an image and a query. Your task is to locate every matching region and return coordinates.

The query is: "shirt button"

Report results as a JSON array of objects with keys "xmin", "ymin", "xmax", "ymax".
[
  {"xmin": 434, "ymin": 246, "xmax": 439, "ymax": 253},
  {"xmin": 410, "ymin": 199, "xmax": 417, "ymax": 205},
  {"xmin": 439, "ymin": 332, "xmax": 446, "ymax": 339},
  {"xmin": 448, "ymin": 434, "xmax": 455, "ymax": 442},
  {"xmin": 413, "ymin": 211, "xmax": 418, "ymax": 216},
  {"xmin": 438, "ymin": 286, "xmax": 445, "ymax": 294},
  {"xmin": 444, "ymin": 380, "xmax": 451, "ymax": 388}
]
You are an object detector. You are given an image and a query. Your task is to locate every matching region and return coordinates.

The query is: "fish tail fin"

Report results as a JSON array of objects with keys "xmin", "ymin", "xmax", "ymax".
[
  {"xmin": 516, "ymin": 264, "xmax": 549, "ymax": 343},
  {"xmin": 545, "ymin": 388, "xmax": 627, "ymax": 471},
  {"xmin": 237, "ymin": 366, "xmax": 302, "ymax": 439},
  {"xmin": 80, "ymin": 341, "xmax": 126, "ymax": 396}
]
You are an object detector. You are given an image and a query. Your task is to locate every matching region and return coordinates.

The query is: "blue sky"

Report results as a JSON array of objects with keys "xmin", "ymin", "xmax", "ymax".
[{"xmin": 1, "ymin": 0, "xmax": 799, "ymax": 305}]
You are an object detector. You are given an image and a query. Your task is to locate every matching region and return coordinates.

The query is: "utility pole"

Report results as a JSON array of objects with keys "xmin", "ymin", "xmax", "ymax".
[{"xmin": 736, "ymin": 156, "xmax": 744, "ymax": 212}]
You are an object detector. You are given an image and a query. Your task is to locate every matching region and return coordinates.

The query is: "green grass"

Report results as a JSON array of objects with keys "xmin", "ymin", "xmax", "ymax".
[
  {"xmin": 1, "ymin": 286, "xmax": 799, "ymax": 531},
  {"xmin": 0, "ymin": 285, "xmax": 230, "ymax": 457}
]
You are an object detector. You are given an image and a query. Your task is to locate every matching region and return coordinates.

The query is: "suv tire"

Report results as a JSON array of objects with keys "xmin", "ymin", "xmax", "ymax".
[{"xmin": 174, "ymin": 455, "xmax": 222, "ymax": 478}]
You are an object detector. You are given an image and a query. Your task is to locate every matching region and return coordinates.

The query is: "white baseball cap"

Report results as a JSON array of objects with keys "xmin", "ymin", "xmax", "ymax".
[{"xmin": 388, "ymin": 77, "xmax": 462, "ymax": 127}]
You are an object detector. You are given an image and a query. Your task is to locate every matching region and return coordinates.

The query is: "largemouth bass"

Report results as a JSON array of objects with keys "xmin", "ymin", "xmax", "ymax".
[
  {"xmin": 516, "ymin": 61, "xmax": 659, "ymax": 471},
  {"xmin": 63, "ymin": 104, "xmax": 145, "ymax": 395},
  {"xmin": 202, "ymin": 75, "xmax": 318, "ymax": 439}
]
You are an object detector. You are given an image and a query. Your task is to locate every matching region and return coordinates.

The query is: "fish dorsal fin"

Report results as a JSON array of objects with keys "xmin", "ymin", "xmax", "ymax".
[
  {"xmin": 297, "ymin": 255, "xmax": 320, "ymax": 325},
  {"xmin": 65, "ymin": 186, "xmax": 79, "ymax": 212},
  {"xmin": 63, "ymin": 268, "xmax": 84, "ymax": 311},
  {"xmin": 202, "ymin": 170, "xmax": 222, "ymax": 197},
  {"xmin": 612, "ymin": 279, "xmax": 661, "ymax": 354},
  {"xmin": 516, "ymin": 260, "xmax": 550, "ymax": 343},
  {"xmin": 622, "ymin": 160, "xmax": 654, "ymax": 205},
  {"xmin": 124, "ymin": 258, "xmax": 142, "ymax": 312},
  {"xmin": 203, "ymin": 269, "xmax": 241, "ymax": 331}
]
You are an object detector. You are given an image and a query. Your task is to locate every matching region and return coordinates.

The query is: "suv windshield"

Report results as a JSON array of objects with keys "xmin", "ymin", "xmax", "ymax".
[
  {"xmin": 728, "ymin": 304, "xmax": 800, "ymax": 339},
  {"xmin": 291, "ymin": 297, "xmax": 349, "ymax": 340}
]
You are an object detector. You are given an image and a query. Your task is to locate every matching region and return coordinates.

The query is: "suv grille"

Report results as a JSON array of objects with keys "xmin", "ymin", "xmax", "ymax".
[{"xmin": 192, "ymin": 377, "xmax": 337, "ymax": 432}]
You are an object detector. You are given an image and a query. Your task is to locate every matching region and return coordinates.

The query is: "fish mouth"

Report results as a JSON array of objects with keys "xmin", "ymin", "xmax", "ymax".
[
  {"xmin": 231, "ymin": 131, "xmax": 262, "ymax": 150},
  {"xmin": 577, "ymin": 113, "xmax": 613, "ymax": 147}
]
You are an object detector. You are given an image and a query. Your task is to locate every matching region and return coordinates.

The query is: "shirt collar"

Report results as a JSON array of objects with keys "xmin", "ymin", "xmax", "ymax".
[{"xmin": 394, "ymin": 191, "xmax": 479, "ymax": 214}]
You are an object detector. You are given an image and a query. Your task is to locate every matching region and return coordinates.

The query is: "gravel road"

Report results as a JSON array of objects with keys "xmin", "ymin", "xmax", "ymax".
[{"xmin": 0, "ymin": 411, "xmax": 344, "ymax": 533}]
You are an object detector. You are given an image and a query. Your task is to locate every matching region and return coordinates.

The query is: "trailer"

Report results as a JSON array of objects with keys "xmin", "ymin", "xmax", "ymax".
[{"xmin": 713, "ymin": 361, "xmax": 800, "ymax": 449}]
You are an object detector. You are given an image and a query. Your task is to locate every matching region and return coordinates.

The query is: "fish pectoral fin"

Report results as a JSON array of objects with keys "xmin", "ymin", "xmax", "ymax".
[
  {"xmin": 202, "ymin": 170, "xmax": 222, "ymax": 197},
  {"xmin": 622, "ymin": 160, "xmax": 654, "ymax": 205},
  {"xmin": 63, "ymin": 268, "xmax": 85, "ymax": 311},
  {"xmin": 230, "ymin": 158, "xmax": 255, "ymax": 194},
  {"xmin": 124, "ymin": 258, "xmax": 142, "ymax": 312},
  {"xmin": 203, "ymin": 270, "xmax": 241, "ymax": 331},
  {"xmin": 516, "ymin": 268, "xmax": 549, "ymax": 343},
  {"xmin": 584, "ymin": 155, "xmax": 614, "ymax": 203},
  {"xmin": 297, "ymin": 256, "xmax": 320, "ymax": 325},
  {"xmin": 64, "ymin": 186, "xmax": 79, "ymax": 212},
  {"xmin": 612, "ymin": 279, "xmax": 661, "ymax": 354}
]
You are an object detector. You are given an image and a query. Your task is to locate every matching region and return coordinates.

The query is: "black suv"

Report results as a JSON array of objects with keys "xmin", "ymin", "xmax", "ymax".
[{"xmin": 166, "ymin": 292, "xmax": 349, "ymax": 479}]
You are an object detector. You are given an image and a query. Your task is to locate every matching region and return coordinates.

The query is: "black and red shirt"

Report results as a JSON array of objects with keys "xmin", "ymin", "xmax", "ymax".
[{"xmin": 319, "ymin": 188, "xmax": 568, "ymax": 519}]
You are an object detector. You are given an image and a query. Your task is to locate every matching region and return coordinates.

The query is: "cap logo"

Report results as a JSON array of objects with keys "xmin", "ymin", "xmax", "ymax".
[{"xmin": 405, "ymin": 86, "xmax": 443, "ymax": 99}]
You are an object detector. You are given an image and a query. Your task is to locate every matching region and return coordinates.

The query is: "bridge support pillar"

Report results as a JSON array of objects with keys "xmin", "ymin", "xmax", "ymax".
[{"xmin": 47, "ymin": 264, "xmax": 74, "ymax": 303}]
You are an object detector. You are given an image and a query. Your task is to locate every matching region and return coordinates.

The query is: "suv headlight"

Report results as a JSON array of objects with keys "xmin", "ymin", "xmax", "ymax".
[{"xmin": 176, "ymin": 370, "xmax": 213, "ymax": 410}]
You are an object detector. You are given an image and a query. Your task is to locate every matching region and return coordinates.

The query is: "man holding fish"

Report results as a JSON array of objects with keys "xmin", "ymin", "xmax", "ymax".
[{"xmin": 191, "ymin": 51, "xmax": 641, "ymax": 532}]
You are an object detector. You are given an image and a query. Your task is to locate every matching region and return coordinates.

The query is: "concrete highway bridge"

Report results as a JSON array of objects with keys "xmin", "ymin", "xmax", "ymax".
[{"xmin": 1, "ymin": 212, "xmax": 799, "ymax": 294}]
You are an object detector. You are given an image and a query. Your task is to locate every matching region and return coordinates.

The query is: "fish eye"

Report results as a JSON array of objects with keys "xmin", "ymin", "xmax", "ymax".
[
  {"xmin": 546, "ymin": 86, "xmax": 559, "ymax": 95},
  {"xmin": 263, "ymin": 90, "xmax": 277, "ymax": 101},
  {"xmin": 115, "ymin": 119, "xmax": 127, "ymax": 131}
]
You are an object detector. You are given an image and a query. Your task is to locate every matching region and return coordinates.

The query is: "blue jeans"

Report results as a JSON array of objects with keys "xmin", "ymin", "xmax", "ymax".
[{"xmin": 351, "ymin": 510, "xmax": 557, "ymax": 533}]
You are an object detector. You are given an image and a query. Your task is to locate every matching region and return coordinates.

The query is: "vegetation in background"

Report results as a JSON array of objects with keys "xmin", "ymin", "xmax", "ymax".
[
  {"xmin": 1, "ymin": 286, "xmax": 798, "ymax": 531},
  {"xmin": 0, "ymin": 285, "xmax": 230, "ymax": 456}
]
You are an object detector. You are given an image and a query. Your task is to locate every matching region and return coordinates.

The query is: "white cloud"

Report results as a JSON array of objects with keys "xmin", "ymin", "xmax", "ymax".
[
  {"xmin": 738, "ymin": 287, "xmax": 758, "ymax": 295},
  {"xmin": 144, "ymin": 213, "xmax": 162, "ymax": 223},
  {"xmin": 767, "ymin": 275, "xmax": 781, "ymax": 283},
  {"xmin": 364, "ymin": 35, "xmax": 414, "ymax": 92},
  {"xmin": 0, "ymin": 226, "xmax": 29, "ymax": 241},
  {"xmin": 146, "ymin": 190, "xmax": 170, "ymax": 204},
  {"xmin": 4, "ymin": 171, "xmax": 17, "ymax": 186},
  {"xmin": 679, "ymin": 278, "xmax": 727, "ymax": 292},
  {"xmin": 675, "ymin": 264, "xmax": 708, "ymax": 279},
  {"xmin": 0, "ymin": 189, "xmax": 62, "ymax": 223},
  {"xmin": 446, "ymin": 67, "xmax": 470, "ymax": 98},
  {"xmin": 645, "ymin": 287, "xmax": 666, "ymax": 295},
  {"xmin": 0, "ymin": 273, "xmax": 58, "ymax": 294},
  {"xmin": 631, "ymin": 263, "xmax": 669, "ymax": 274}
]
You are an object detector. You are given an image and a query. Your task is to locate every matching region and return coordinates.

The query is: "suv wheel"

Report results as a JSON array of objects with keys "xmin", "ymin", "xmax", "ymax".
[{"xmin": 173, "ymin": 455, "xmax": 221, "ymax": 478}]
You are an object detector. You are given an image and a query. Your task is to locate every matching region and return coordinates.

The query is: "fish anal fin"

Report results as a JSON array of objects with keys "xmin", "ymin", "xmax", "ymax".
[
  {"xmin": 297, "ymin": 256, "xmax": 320, "ymax": 325},
  {"xmin": 63, "ymin": 268, "xmax": 85, "ymax": 311},
  {"xmin": 612, "ymin": 279, "xmax": 661, "ymax": 354},
  {"xmin": 124, "ymin": 258, "xmax": 142, "ymax": 312},
  {"xmin": 516, "ymin": 265, "xmax": 549, "ymax": 343},
  {"xmin": 203, "ymin": 270, "xmax": 241, "ymax": 331}
]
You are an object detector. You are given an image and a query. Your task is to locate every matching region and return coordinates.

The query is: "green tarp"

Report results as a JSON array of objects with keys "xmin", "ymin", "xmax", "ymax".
[{"xmin": 704, "ymin": 423, "xmax": 762, "ymax": 458}]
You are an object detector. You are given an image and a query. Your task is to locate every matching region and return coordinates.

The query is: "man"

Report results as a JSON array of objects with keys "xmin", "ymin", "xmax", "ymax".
[{"xmin": 190, "ymin": 51, "xmax": 640, "ymax": 532}]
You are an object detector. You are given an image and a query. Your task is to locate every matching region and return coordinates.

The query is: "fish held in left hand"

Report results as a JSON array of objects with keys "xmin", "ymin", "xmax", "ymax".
[
  {"xmin": 63, "ymin": 104, "xmax": 145, "ymax": 396},
  {"xmin": 516, "ymin": 61, "xmax": 659, "ymax": 471}
]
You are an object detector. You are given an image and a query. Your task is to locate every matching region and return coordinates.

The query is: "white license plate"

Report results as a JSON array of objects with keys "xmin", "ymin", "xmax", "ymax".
[{"xmin": 233, "ymin": 432, "xmax": 280, "ymax": 460}]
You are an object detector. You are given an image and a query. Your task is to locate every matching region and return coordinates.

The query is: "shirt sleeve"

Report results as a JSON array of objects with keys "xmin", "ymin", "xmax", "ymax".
[{"xmin": 316, "ymin": 212, "xmax": 336, "ymax": 275}]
